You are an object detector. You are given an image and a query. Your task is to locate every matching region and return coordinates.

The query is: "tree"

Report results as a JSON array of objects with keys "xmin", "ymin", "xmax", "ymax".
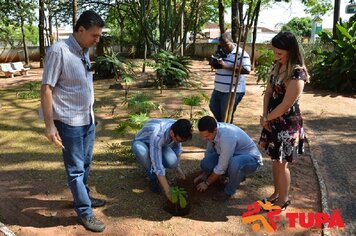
[
  {"xmin": 0, "ymin": 0, "xmax": 37, "ymax": 65},
  {"xmin": 301, "ymin": 0, "xmax": 333, "ymax": 16},
  {"xmin": 39, "ymin": 0, "xmax": 45, "ymax": 68},
  {"xmin": 218, "ymin": 0, "xmax": 226, "ymax": 34},
  {"xmin": 250, "ymin": 0, "xmax": 261, "ymax": 70},
  {"xmin": 281, "ymin": 17, "xmax": 312, "ymax": 38}
]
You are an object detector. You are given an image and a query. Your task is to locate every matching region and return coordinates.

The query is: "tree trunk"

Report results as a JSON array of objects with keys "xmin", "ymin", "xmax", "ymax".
[
  {"xmin": 159, "ymin": 0, "xmax": 164, "ymax": 49},
  {"xmin": 48, "ymin": 3, "xmax": 54, "ymax": 45},
  {"xmin": 143, "ymin": 41, "xmax": 147, "ymax": 72},
  {"xmin": 39, "ymin": 0, "xmax": 45, "ymax": 68},
  {"xmin": 218, "ymin": 0, "xmax": 225, "ymax": 34},
  {"xmin": 192, "ymin": 0, "xmax": 201, "ymax": 56},
  {"xmin": 55, "ymin": 15, "xmax": 59, "ymax": 42},
  {"xmin": 238, "ymin": 0, "xmax": 244, "ymax": 41},
  {"xmin": 169, "ymin": 0, "xmax": 174, "ymax": 52},
  {"xmin": 180, "ymin": 10, "xmax": 184, "ymax": 56},
  {"xmin": 72, "ymin": 0, "xmax": 77, "ymax": 31},
  {"xmin": 231, "ymin": 0, "xmax": 238, "ymax": 42},
  {"xmin": 251, "ymin": 0, "xmax": 261, "ymax": 71},
  {"xmin": 20, "ymin": 16, "xmax": 30, "ymax": 65},
  {"xmin": 141, "ymin": 0, "xmax": 147, "ymax": 72},
  {"xmin": 332, "ymin": 0, "xmax": 340, "ymax": 39}
]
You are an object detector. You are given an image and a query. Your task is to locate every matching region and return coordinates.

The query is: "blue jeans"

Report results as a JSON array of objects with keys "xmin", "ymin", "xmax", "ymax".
[
  {"xmin": 209, "ymin": 90, "xmax": 245, "ymax": 122},
  {"xmin": 132, "ymin": 140, "xmax": 178, "ymax": 181},
  {"xmin": 54, "ymin": 120, "xmax": 95, "ymax": 218},
  {"xmin": 200, "ymin": 151, "xmax": 260, "ymax": 196}
]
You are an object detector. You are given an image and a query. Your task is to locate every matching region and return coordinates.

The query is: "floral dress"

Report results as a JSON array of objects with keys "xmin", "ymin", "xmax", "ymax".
[{"xmin": 259, "ymin": 66, "xmax": 308, "ymax": 162}]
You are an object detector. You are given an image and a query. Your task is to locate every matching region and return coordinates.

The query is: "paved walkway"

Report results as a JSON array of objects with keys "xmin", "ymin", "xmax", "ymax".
[
  {"xmin": 0, "ymin": 68, "xmax": 43, "ymax": 89},
  {"xmin": 300, "ymin": 87, "xmax": 356, "ymax": 235}
]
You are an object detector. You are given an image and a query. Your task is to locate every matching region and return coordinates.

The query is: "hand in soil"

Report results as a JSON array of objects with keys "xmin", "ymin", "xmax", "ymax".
[
  {"xmin": 193, "ymin": 172, "xmax": 208, "ymax": 184},
  {"xmin": 196, "ymin": 181, "xmax": 208, "ymax": 192},
  {"xmin": 176, "ymin": 166, "xmax": 186, "ymax": 180}
]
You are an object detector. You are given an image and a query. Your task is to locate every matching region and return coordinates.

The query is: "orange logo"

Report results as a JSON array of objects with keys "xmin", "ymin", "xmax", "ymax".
[{"xmin": 242, "ymin": 200, "xmax": 281, "ymax": 232}]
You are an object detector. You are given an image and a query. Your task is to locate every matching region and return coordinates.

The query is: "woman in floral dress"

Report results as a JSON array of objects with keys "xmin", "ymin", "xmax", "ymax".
[{"xmin": 259, "ymin": 31, "xmax": 309, "ymax": 209}]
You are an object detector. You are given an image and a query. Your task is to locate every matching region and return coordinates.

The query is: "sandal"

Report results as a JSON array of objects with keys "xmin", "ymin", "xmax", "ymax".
[
  {"xmin": 259, "ymin": 199, "xmax": 290, "ymax": 212},
  {"xmin": 261, "ymin": 196, "xmax": 278, "ymax": 204},
  {"xmin": 270, "ymin": 200, "xmax": 291, "ymax": 211},
  {"xmin": 279, "ymin": 200, "xmax": 291, "ymax": 211}
]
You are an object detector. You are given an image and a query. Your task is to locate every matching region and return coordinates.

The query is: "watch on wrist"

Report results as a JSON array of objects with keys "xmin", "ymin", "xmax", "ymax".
[{"xmin": 204, "ymin": 180, "xmax": 210, "ymax": 187}]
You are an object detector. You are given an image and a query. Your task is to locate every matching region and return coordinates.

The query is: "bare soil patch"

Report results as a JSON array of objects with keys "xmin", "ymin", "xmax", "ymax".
[{"xmin": 0, "ymin": 60, "xmax": 325, "ymax": 235}]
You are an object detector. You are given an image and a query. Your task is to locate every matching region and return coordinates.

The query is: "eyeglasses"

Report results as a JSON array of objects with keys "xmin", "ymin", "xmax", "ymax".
[{"xmin": 81, "ymin": 58, "xmax": 92, "ymax": 71}]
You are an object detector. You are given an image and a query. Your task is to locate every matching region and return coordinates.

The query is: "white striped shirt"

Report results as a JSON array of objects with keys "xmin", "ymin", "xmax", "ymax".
[
  {"xmin": 134, "ymin": 119, "xmax": 182, "ymax": 176},
  {"xmin": 40, "ymin": 34, "xmax": 94, "ymax": 126},
  {"xmin": 214, "ymin": 45, "xmax": 251, "ymax": 93}
]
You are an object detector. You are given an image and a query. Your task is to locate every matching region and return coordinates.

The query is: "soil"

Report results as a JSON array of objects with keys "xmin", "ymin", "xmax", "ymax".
[{"xmin": 1, "ymin": 60, "xmax": 354, "ymax": 235}]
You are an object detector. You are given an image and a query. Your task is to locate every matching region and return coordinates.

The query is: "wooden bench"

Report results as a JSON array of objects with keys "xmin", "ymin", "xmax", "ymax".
[
  {"xmin": 0, "ymin": 63, "xmax": 18, "ymax": 78},
  {"xmin": 11, "ymin": 62, "xmax": 30, "ymax": 75}
]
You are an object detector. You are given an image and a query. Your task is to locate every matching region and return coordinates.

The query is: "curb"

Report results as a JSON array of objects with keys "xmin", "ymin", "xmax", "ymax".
[
  {"xmin": 0, "ymin": 222, "xmax": 15, "ymax": 236},
  {"xmin": 304, "ymin": 124, "xmax": 330, "ymax": 236}
]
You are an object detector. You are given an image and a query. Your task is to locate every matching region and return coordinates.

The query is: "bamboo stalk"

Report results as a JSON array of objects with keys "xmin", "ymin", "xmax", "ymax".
[{"xmin": 223, "ymin": 1, "xmax": 255, "ymax": 123}]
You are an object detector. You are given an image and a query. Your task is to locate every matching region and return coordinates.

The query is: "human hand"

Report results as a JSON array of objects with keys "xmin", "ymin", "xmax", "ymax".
[
  {"xmin": 196, "ymin": 181, "xmax": 209, "ymax": 192},
  {"xmin": 193, "ymin": 173, "xmax": 206, "ymax": 184},
  {"xmin": 218, "ymin": 59, "xmax": 225, "ymax": 68},
  {"xmin": 164, "ymin": 188, "xmax": 172, "ymax": 202},
  {"xmin": 260, "ymin": 116, "xmax": 272, "ymax": 132},
  {"xmin": 44, "ymin": 124, "xmax": 65, "ymax": 150},
  {"xmin": 176, "ymin": 166, "xmax": 186, "ymax": 180}
]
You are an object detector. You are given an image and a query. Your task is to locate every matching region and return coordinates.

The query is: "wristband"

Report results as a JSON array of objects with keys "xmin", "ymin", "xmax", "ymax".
[{"xmin": 204, "ymin": 180, "xmax": 210, "ymax": 187}]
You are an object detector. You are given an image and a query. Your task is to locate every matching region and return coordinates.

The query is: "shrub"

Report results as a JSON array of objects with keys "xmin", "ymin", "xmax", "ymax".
[
  {"xmin": 124, "ymin": 92, "xmax": 157, "ymax": 115},
  {"xmin": 147, "ymin": 50, "xmax": 191, "ymax": 92},
  {"xmin": 255, "ymin": 45, "xmax": 274, "ymax": 88},
  {"xmin": 310, "ymin": 18, "xmax": 356, "ymax": 92},
  {"xmin": 114, "ymin": 113, "xmax": 149, "ymax": 135},
  {"xmin": 16, "ymin": 82, "xmax": 41, "ymax": 99}
]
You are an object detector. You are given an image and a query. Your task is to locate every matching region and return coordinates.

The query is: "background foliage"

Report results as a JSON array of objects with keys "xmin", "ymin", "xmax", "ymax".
[{"xmin": 309, "ymin": 16, "xmax": 356, "ymax": 92}]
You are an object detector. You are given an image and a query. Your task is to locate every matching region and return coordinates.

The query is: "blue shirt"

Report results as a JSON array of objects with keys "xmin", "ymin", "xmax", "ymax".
[
  {"xmin": 134, "ymin": 119, "xmax": 182, "ymax": 176},
  {"xmin": 214, "ymin": 45, "xmax": 251, "ymax": 93},
  {"xmin": 207, "ymin": 123, "xmax": 263, "ymax": 175},
  {"xmin": 40, "ymin": 34, "xmax": 94, "ymax": 126}
]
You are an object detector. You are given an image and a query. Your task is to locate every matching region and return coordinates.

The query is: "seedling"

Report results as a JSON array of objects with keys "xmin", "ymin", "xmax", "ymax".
[{"xmin": 169, "ymin": 186, "xmax": 187, "ymax": 209}]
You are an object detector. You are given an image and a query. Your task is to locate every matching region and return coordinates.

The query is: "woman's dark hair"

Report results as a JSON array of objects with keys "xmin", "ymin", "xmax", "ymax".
[
  {"xmin": 171, "ymin": 119, "xmax": 193, "ymax": 141},
  {"xmin": 74, "ymin": 10, "xmax": 105, "ymax": 32},
  {"xmin": 271, "ymin": 31, "xmax": 304, "ymax": 66},
  {"xmin": 197, "ymin": 116, "xmax": 217, "ymax": 133}
]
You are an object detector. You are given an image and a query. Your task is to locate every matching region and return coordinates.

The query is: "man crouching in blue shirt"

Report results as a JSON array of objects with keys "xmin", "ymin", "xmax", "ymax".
[
  {"xmin": 194, "ymin": 116, "xmax": 263, "ymax": 201},
  {"xmin": 132, "ymin": 119, "xmax": 193, "ymax": 201}
]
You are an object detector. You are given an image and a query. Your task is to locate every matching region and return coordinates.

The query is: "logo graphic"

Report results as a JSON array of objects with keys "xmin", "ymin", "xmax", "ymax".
[
  {"xmin": 242, "ymin": 201, "xmax": 345, "ymax": 233},
  {"xmin": 242, "ymin": 200, "xmax": 281, "ymax": 232}
]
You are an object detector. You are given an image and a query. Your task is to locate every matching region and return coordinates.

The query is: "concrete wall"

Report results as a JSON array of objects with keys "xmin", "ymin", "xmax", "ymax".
[
  {"xmin": 1, "ymin": 43, "xmax": 269, "ymax": 63},
  {"xmin": 186, "ymin": 43, "xmax": 269, "ymax": 65},
  {"xmin": 0, "ymin": 46, "xmax": 40, "ymax": 63}
]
